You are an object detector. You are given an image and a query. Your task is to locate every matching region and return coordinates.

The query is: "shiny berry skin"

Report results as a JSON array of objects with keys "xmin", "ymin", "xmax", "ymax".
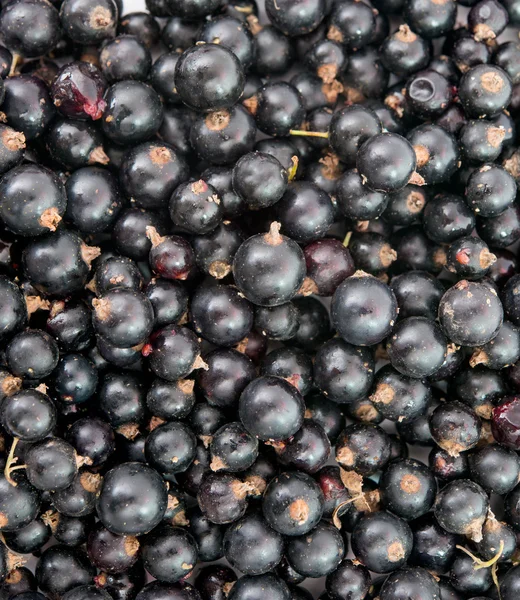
[
  {"xmin": 47, "ymin": 300, "xmax": 94, "ymax": 352},
  {"xmin": 379, "ymin": 567, "xmax": 440, "ymax": 600},
  {"xmin": 209, "ymin": 422, "xmax": 258, "ymax": 473},
  {"xmin": 266, "ymin": 0, "xmax": 325, "ymax": 37},
  {"xmin": 232, "ymin": 152, "xmax": 288, "ymax": 210},
  {"xmin": 328, "ymin": 105, "xmax": 382, "ymax": 166},
  {"xmin": 144, "ymin": 279, "xmax": 188, "ymax": 329},
  {"xmin": 169, "ymin": 180, "xmax": 222, "ymax": 235},
  {"xmin": 159, "ymin": 106, "xmax": 192, "ymax": 156},
  {"xmin": 239, "ymin": 375, "xmax": 304, "ymax": 442},
  {"xmin": 120, "ymin": 142, "xmax": 188, "ymax": 210},
  {"xmin": 336, "ymin": 169, "xmax": 389, "ymax": 221},
  {"xmin": 6, "ymin": 328, "xmax": 58, "ymax": 380},
  {"xmin": 233, "ymin": 222, "xmax": 306, "ymax": 307},
  {"xmin": 389, "ymin": 271, "xmax": 444, "ymax": 320},
  {"xmin": 325, "ymin": 560, "xmax": 371, "ymax": 600},
  {"xmin": 101, "ymin": 370, "xmax": 146, "ymax": 430},
  {"xmin": 118, "ymin": 11, "xmax": 160, "ymax": 48},
  {"xmin": 336, "ymin": 423, "xmax": 391, "ymax": 475},
  {"xmin": 351, "ymin": 511, "xmax": 413, "ymax": 574},
  {"xmin": 93, "ymin": 256, "xmax": 143, "ymax": 294},
  {"xmin": 3, "ymin": 75, "xmax": 55, "ymax": 141},
  {"xmin": 102, "ymin": 81, "xmax": 163, "ymax": 146},
  {"xmin": 434, "ymin": 479, "xmax": 489, "ymax": 542},
  {"xmin": 145, "ymin": 421, "xmax": 196, "ymax": 475},
  {"xmin": 65, "ymin": 167, "xmax": 122, "ymax": 234},
  {"xmin": 223, "ymin": 511, "xmax": 283, "ymax": 575},
  {"xmin": 331, "ymin": 272, "xmax": 398, "ymax": 347},
  {"xmin": 305, "ymin": 39, "xmax": 347, "ymax": 84},
  {"xmin": 474, "ymin": 517, "xmax": 517, "ymax": 563},
  {"xmin": 113, "ymin": 208, "xmax": 163, "ymax": 261},
  {"xmin": 276, "ymin": 181, "xmax": 335, "ymax": 244},
  {"xmin": 51, "ymin": 62, "xmax": 106, "ymax": 121},
  {"xmin": 459, "ymin": 64, "xmax": 512, "ymax": 118},
  {"xmin": 407, "ymin": 124, "xmax": 459, "ymax": 185},
  {"xmin": 96, "ymin": 462, "xmax": 168, "ymax": 536},
  {"xmin": 403, "ymin": 0, "xmax": 457, "ymax": 39},
  {"xmin": 254, "ymin": 303, "xmax": 298, "ymax": 342},
  {"xmin": 304, "ymin": 239, "xmax": 355, "ymax": 297},
  {"xmin": 227, "ymin": 574, "xmax": 290, "ymax": 600},
  {"xmin": 380, "ymin": 459, "xmax": 436, "ymax": 520},
  {"xmin": 59, "ymin": 0, "xmax": 117, "ymax": 45},
  {"xmin": 141, "ymin": 525, "xmax": 198, "ymax": 583},
  {"xmin": 146, "ymin": 229, "xmax": 195, "ymax": 281},
  {"xmin": 191, "ymin": 105, "xmax": 256, "ymax": 166},
  {"xmin": 262, "ymin": 471, "xmax": 324, "ymax": 536},
  {"xmin": 286, "ymin": 521, "xmax": 344, "ymax": 578},
  {"xmin": 314, "ymin": 338, "xmax": 374, "ymax": 404},
  {"xmin": 423, "ymin": 193, "xmax": 476, "ymax": 244},
  {"xmin": 387, "ymin": 316, "xmax": 447, "ymax": 378},
  {"xmin": 430, "ymin": 401, "xmax": 482, "ymax": 457},
  {"xmin": 86, "ymin": 523, "xmax": 138, "ymax": 575},
  {"xmin": 465, "ymin": 163, "xmax": 517, "ymax": 217},
  {"xmin": 460, "ymin": 119, "xmax": 507, "ymax": 164},
  {"xmin": 439, "ymin": 279, "xmax": 503, "ymax": 346},
  {"xmin": 100, "ymin": 35, "xmax": 151, "ymax": 83},
  {"xmin": 149, "ymin": 51, "xmax": 180, "ymax": 104},
  {"xmin": 0, "ymin": 124, "xmax": 25, "ymax": 176},
  {"xmin": 0, "ymin": 0, "xmax": 61, "ymax": 58},
  {"xmin": 253, "ymin": 23, "xmax": 294, "ymax": 76},
  {"xmin": 67, "ymin": 417, "xmax": 114, "ymax": 468},
  {"xmin": 446, "ymin": 236, "xmax": 496, "ymax": 280},
  {"xmin": 175, "ymin": 43, "xmax": 244, "ymax": 112},
  {"xmin": 327, "ymin": 0, "xmax": 374, "ymax": 50},
  {"xmin": 198, "ymin": 16, "xmax": 255, "ymax": 70},
  {"xmin": 477, "ymin": 205, "xmax": 520, "ymax": 248},
  {"xmin": 145, "ymin": 325, "xmax": 205, "ymax": 382},
  {"xmin": 191, "ymin": 221, "xmax": 244, "ymax": 280},
  {"xmin": 271, "ymin": 419, "xmax": 331, "ymax": 474},
  {"xmin": 251, "ymin": 82, "xmax": 304, "ymax": 137},
  {"xmin": 45, "ymin": 118, "xmax": 110, "ymax": 170},
  {"xmin": 0, "ymin": 388, "xmax": 56, "ymax": 441},
  {"xmin": 380, "ymin": 25, "xmax": 431, "ymax": 77},
  {"xmin": 36, "ymin": 546, "xmax": 95, "ymax": 598},
  {"xmin": 492, "ymin": 396, "xmax": 520, "ymax": 449},
  {"xmin": 24, "ymin": 437, "xmax": 77, "ymax": 491},
  {"xmin": 469, "ymin": 0, "xmax": 509, "ymax": 42},
  {"xmin": 197, "ymin": 472, "xmax": 252, "ymax": 525},
  {"xmin": 409, "ymin": 514, "xmax": 457, "ymax": 572},
  {"xmin": 198, "ymin": 348, "xmax": 255, "ymax": 409},
  {"xmin": 357, "ymin": 133, "xmax": 418, "ymax": 193},
  {"xmin": 406, "ymin": 70, "xmax": 453, "ymax": 119},
  {"xmin": 261, "ymin": 346, "xmax": 313, "ymax": 396},
  {"xmin": 468, "ymin": 444, "xmax": 520, "ymax": 494},
  {"xmin": 92, "ymin": 289, "xmax": 153, "ymax": 348},
  {"xmin": 0, "ymin": 275, "xmax": 27, "ymax": 342}
]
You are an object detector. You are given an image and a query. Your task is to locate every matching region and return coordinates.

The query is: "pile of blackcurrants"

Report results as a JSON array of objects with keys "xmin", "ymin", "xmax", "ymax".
[{"xmin": 1, "ymin": 0, "xmax": 520, "ymax": 599}]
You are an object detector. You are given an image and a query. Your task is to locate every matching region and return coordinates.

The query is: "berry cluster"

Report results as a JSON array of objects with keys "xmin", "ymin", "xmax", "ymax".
[{"xmin": 0, "ymin": 0, "xmax": 519, "ymax": 599}]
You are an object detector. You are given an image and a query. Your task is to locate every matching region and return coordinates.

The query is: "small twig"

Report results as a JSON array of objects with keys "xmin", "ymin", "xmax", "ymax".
[
  {"xmin": 332, "ymin": 494, "xmax": 368, "ymax": 529},
  {"xmin": 455, "ymin": 540, "xmax": 504, "ymax": 570},
  {"xmin": 289, "ymin": 129, "xmax": 329, "ymax": 139},
  {"xmin": 343, "ymin": 231, "xmax": 353, "ymax": 248},
  {"xmin": 4, "ymin": 438, "xmax": 24, "ymax": 487},
  {"xmin": 287, "ymin": 156, "xmax": 299, "ymax": 182}
]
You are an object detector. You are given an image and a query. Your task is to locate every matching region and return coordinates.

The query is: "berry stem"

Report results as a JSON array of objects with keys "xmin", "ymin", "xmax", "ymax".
[
  {"xmin": 455, "ymin": 539, "xmax": 504, "ymax": 570},
  {"xmin": 8, "ymin": 53, "xmax": 20, "ymax": 77},
  {"xmin": 289, "ymin": 129, "xmax": 329, "ymax": 139},
  {"xmin": 332, "ymin": 494, "xmax": 369, "ymax": 529},
  {"xmin": 4, "ymin": 437, "xmax": 25, "ymax": 487}
]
